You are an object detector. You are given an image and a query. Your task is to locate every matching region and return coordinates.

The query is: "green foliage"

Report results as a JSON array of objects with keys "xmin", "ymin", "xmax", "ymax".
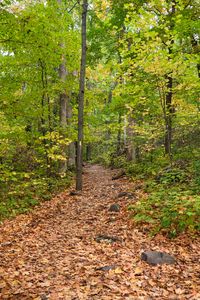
[
  {"xmin": 0, "ymin": 0, "xmax": 78, "ymax": 221},
  {"xmin": 155, "ymin": 168, "xmax": 188, "ymax": 184},
  {"xmin": 0, "ymin": 0, "xmax": 200, "ymax": 237},
  {"xmin": 0, "ymin": 172, "xmax": 72, "ymax": 222},
  {"xmin": 127, "ymin": 155, "xmax": 200, "ymax": 236},
  {"xmin": 193, "ymin": 160, "xmax": 200, "ymax": 188},
  {"xmin": 129, "ymin": 187, "xmax": 200, "ymax": 237}
]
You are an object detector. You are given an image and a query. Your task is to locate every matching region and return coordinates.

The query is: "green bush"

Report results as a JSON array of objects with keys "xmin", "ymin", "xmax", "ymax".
[
  {"xmin": 193, "ymin": 160, "xmax": 200, "ymax": 187},
  {"xmin": 0, "ymin": 173, "xmax": 72, "ymax": 222},
  {"xmin": 129, "ymin": 188, "xmax": 200, "ymax": 236},
  {"xmin": 155, "ymin": 168, "xmax": 188, "ymax": 184}
]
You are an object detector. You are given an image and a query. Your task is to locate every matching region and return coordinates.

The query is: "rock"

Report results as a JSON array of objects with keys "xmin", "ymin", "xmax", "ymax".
[
  {"xmin": 109, "ymin": 203, "xmax": 120, "ymax": 212},
  {"xmin": 117, "ymin": 192, "xmax": 135, "ymax": 199},
  {"xmin": 112, "ymin": 170, "xmax": 126, "ymax": 180},
  {"xmin": 95, "ymin": 235, "xmax": 122, "ymax": 243},
  {"xmin": 96, "ymin": 265, "xmax": 117, "ymax": 271},
  {"xmin": 69, "ymin": 190, "xmax": 81, "ymax": 196},
  {"xmin": 141, "ymin": 251, "xmax": 176, "ymax": 265}
]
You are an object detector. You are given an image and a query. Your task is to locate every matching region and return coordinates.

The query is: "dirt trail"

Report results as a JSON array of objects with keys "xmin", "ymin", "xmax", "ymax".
[{"xmin": 0, "ymin": 165, "xmax": 199, "ymax": 300}]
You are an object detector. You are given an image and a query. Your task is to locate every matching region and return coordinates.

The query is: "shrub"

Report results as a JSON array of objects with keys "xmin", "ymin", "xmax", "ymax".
[{"xmin": 129, "ymin": 188, "xmax": 200, "ymax": 236}]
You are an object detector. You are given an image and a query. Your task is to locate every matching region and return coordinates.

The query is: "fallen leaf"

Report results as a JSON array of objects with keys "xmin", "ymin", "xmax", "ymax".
[
  {"xmin": 175, "ymin": 288, "xmax": 184, "ymax": 295},
  {"xmin": 114, "ymin": 267, "xmax": 124, "ymax": 274},
  {"xmin": 134, "ymin": 267, "xmax": 143, "ymax": 275},
  {"xmin": 0, "ymin": 280, "xmax": 7, "ymax": 289}
]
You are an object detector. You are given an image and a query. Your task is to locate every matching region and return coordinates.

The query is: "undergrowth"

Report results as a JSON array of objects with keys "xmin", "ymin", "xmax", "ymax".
[
  {"xmin": 128, "ymin": 160, "xmax": 200, "ymax": 237},
  {"xmin": 0, "ymin": 172, "xmax": 72, "ymax": 222},
  {"xmin": 95, "ymin": 149, "xmax": 200, "ymax": 237}
]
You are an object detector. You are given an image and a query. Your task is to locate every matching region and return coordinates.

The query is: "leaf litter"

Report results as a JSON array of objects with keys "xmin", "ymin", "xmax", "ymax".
[{"xmin": 0, "ymin": 164, "xmax": 199, "ymax": 299}]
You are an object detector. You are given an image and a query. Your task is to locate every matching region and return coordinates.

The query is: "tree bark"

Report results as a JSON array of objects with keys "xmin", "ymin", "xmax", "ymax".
[
  {"xmin": 191, "ymin": 35, "xmax": 200, "ymax": 79},
  {"xmin": 126, "ymin": 113, "xmax": 138, "ymax": 162},
  {"xmin": 86, "ymin": 143, "xmax": 92, "ymax": 161},
  {"xmin": 76, "ymin": 0, "xmax": 88, "ymax": 190},
  {"xmin": 57, "ymin": 0, "xmax": 71, "ymax": 175},
  {"xmin": 164, "ymin": 2, "xmax": 176, "ymax": 157},
  {"xmin": 58, "ymin": 54, "xmax": 68, "ymax": 175},
  {"xmin": 164, "ymin": 74, "xmax": 173, "ymax": 156},
  {"xmin": 117, "ymin": 113, "xmax": 122, "ymax": 155},
  {"xmin": 66, "ymin": 97, "xmax": 76, "ymax": 167}
]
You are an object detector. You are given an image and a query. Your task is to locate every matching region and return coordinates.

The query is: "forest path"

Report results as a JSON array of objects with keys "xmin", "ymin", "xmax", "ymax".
[{"xmin": 0, "ymin": 165, "xmax": 199, "ymax": 300}]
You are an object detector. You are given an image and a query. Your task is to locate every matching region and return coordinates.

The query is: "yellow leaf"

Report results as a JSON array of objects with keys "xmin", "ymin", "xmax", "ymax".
[
  {"xmin": 11, "ymin": 280, "xmax": 21, "ymax": 288},
  {"xmin": 114, "ymin": 267, "xmax": 123, "ymax": 274},
  {"xmin": 134, "ymin": 267, "xmax": 143, "ymax": 275}
]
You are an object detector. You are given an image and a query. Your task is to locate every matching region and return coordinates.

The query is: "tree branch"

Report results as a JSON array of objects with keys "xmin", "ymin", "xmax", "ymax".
[{"xmin": 67, "ymin": 0, "xmax": 79, "ymax": 13}]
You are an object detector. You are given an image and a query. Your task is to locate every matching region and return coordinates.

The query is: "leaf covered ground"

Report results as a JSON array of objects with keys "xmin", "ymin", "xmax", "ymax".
[{"xmin": 0, "ymin": 165, "xmax": 199, "ymax": 300}]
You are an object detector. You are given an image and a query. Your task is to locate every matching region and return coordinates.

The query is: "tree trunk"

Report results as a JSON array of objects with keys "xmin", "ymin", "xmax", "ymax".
[
  {"xmin": 164, "ymin": 74, "xmax": 173, "ymax": 156},
  {"xmin": 39, "ymin": 59, "xmax": 50, "ymax": 173},
  {"xmin": 58, "ymin": 55, "xmax": 68, "ymax": 175},
  {"xmin": 86, "ymin": 143, "xmax": 92, "ymax": 161},
  {"xmin": 126, "ymin": 113, "xmax": 138, "ymax": 162},
  {"xmin": 191, "ymin": 35, "xmax": 200, "ymax": 79},
  {"xmin": 117, "ymin": 113, "xmax": 122, "ymax": 155},
  {"xmin": 66, "ymin": 94, "xmax": 76, "ymax": 167},
  {"xmin": 76, "ymin": 0, "xmax": 88, "ymax": 190},
  {"xmin": 164, "ymin": 2, "xmax": 176, "ymax": 157},
  {"xmin": 57, "ymin": 0, "xmax": 68, "ymax": 175}
]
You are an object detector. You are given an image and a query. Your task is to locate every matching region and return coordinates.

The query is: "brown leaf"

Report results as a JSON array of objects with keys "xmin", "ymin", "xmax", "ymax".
[{"xmin": 175, "ymin": 288, "xmax": 184, "ymax": 295}]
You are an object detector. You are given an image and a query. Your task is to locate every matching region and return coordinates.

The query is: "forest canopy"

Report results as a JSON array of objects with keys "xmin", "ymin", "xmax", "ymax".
[{"xmin": 0, "ymin": 0, "xmax": 200, "ymax": 235}]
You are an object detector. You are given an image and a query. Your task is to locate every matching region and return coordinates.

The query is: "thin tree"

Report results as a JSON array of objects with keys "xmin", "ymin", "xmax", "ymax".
[
  {"xmin": 76, "ymin": 0, "xmax": 88, "ymax": 190},
  {"xmin": 57, "ymin": 0, "xmax": 68, "ymax": 175}
]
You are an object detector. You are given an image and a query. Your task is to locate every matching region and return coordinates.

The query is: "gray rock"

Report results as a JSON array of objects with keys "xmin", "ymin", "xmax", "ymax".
[
  {"xmin": 95, "ymin": 235, "xmax": 122, "ymax": 243},
  {"xmin": 69, "ymin": 190, "xmax": 81, "ymax": 196},
  {"xmin": 118, "ymin": 192, "xmax": 134, "ymax": 198},
  {"xmin": 141, "ymin": 251, "xmax": 176, "ymax": 265},
  {"xmin": 109, "ymin": 203, "xmax": 120, "ymax": 212},
  {"xmin": 112, "ymin": 170, "xmax": 126, "ymax": 180},
  {"xmin": 96, "ymin": 265, "xmax": 117, "ymax": 271}
]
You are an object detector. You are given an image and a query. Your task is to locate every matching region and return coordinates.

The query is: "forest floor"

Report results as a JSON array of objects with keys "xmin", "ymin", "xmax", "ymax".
[{"xmin": 0, "ymin": 164, "xmax": 199, "ymax": 300}]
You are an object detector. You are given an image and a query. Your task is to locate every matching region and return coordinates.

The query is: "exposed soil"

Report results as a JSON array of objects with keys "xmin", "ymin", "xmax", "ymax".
[{"xmin": 0, "ymin": 165, "xmax": 199, "ymax": 300}]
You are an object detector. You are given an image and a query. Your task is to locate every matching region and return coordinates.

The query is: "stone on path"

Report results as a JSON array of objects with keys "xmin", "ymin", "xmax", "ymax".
[
  {"xmin": 112, "ymin": 170, "xmax": 126, "ymax": 180},
  {"xmin": 117, "ymin": 192, "xmax": 135, "ymax": 199},
  {"xmin": 95, "ymin": 235, "xmax": 122, "ymax": 243},
  {"xmin": 69, "ymin": 190, "xmax": 81, "ymax": 196},
  {"xmin": 96, "ymin": 265, "xmax": 117, "ymax": 271},
  {"xmin": 109, "ymin": 203, "xmax": 120, "ymax": 212},
  {"xmin": 141, "ymin": 251, "xmax": 176, "ymax": 265}
]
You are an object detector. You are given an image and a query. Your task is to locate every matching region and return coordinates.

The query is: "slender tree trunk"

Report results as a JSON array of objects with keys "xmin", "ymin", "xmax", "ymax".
[
  {"xmin": 126, "ymin": 113, "xmax": 137, "ymax": 162},
  {"xmin": 39, "ymin": 60, "xmax": 49, "ymax": 168},
  {"xmin": 57, "ymin": 0, "xmax": 68, "ymax": 175},
  {"xmin": 191, "ymin": 35, "xmax": 200, "ymax": 79},
  {"xmin": 86, "ymin": 144, "xmax": 92, "ymax": 161},
  {"xmin": 197, "ymin": 64, "xmax": 200, "ymax": 79},
  {"xmin": 117, "ymin": 113, "xmax": 122, "ymax": 155},
  {"xmin": 164, "ymin": 2, "xmax": 176, "ymax": 157},
  {"xmin": 76, "ymin": 0, "xmax": 88, "ymax": 190},
  {"xmin": 66, "ymin": 97, "xmax": 76, "ymax": 167},
  {"xmin": 124, "ymin": 115, "xmax": 127, "ymax": 147},
  {"xmin": 58, "ymin": 57, "xmax": 68, "ymax": 175},
  {"xmin": 164, "ymin": 74, "xmax": 173, "ymax": 156}
]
